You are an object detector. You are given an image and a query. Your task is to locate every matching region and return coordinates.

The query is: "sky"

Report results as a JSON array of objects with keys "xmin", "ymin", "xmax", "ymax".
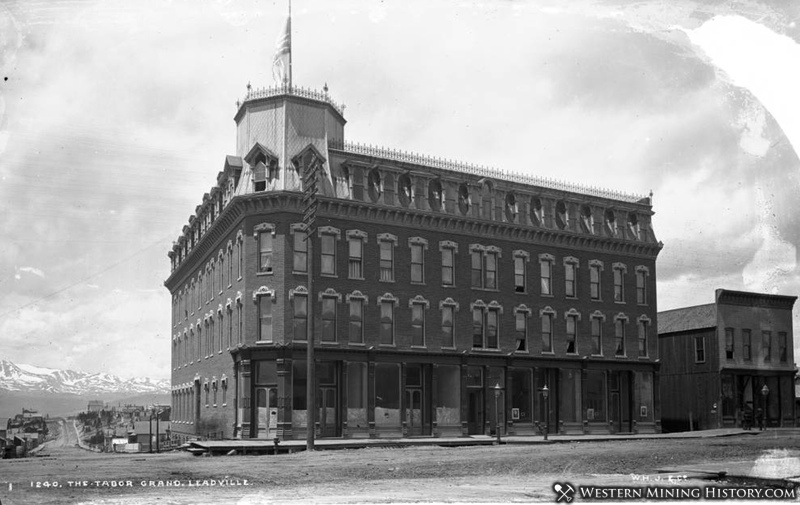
[{"xmin": 1, "ymin": 0, "xmax": 800, "ymax": 380}]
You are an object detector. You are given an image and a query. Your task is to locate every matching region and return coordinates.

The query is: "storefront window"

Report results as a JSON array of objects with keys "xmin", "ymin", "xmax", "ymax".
[
  {"xmin": 721, "ymin": 374, "xmax": 735, "ymax": 418},
  {"xmin": 292, "ymin": 361, "xmax": 307, "ymax": 429},
  {"xmin": 559, "ymin": 369, "xmax": 581, "ymax": 423},
  {"xmin": 435, "ymin": 366, "xmax": 460, "ymax": 426},
  {"xmin": 375, "ymin": 363, "xmax": 400, "ymax": 427},
  {"xmin": 509, "ymin": 368, "xmax": 532, "ymax": 423},
  {"xmin": 585, "ymin": 370, "xmax": 606, "ymax": 422},
  {"xmin": 347, "ymin": 362, "xmax": 367, "ymax": 429},
  {"xmin": 635, "ymin": 371, "xmax": 654, "ymax": 422},
  {"xmin": 255, "ymin": 361, "xmax": 277, "ymax": 385}
]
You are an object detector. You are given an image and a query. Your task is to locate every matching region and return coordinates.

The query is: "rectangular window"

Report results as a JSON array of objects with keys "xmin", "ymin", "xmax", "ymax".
[
  {"xmin": 725, "ymin": 328, "xmax": 734, "ymax": 360},
  {"xmin": 348, "ymin": 237, "xmax": 363, "ymax": 279},
  {"xmin": 237, "ymin": 304, "xmax": 242, "ymax": 344},
  {"xmin": 514, "ymin": 256, "xmax": 525, "ymax": 293},
  {"xmin": 590, "ymin": 265, "xmax": 601, "ymax": 300},
  {"xmin": 218, "ymin": 315, "xmax": 223, "ymax": 352},
  {"xmin": 293, "ymin": 295, "xmax": 307, "ymax": 342},
  {"xmin": 541, "ymin": 313, "xmax": 553, "ymax": 353},
  {"xmin": 320, "ymin": 234, "xmax": 336, "ymax": 275},
  {"xmin": 613, "ymin": 267, "xmax": 624, "ymax": 302},
  {"xmin": 638, "ymin": 320, "xmax": 648, "ymax": 358},
  {"xmin": 565, "ymin": 263, "xmax": 576, "ymax": 298},
  {"xmin": 515, "ymin": 312, "xmax": 527, "ymax": 351},
  {"xmin": 227, "ymin": 310, "xmax": 233, "ymax": 349},
  {"xmin": 442, "ymin": 248, "xmax": 454, "ymax": 286},
  {"xmin": 349, "ymin": 299, "xmax": 364, "ymax": 344},
  {"xmin": 380, "ymin": 301, "xmax": 394, "ymax": 345},
  {"xmin": 591, "ymin": 317, "xmax": 602, "ymax": 355},
  {"xmin": 441, "ymin": 306, "xmax": 455, "ymax": 348},
  {"xmin": 484, "ymin": 252, "xmax": 497, "ymax": 289},
  {"xmin": 779, "ymin": 331, "xmax": 787, "ymax": 362},
  {"xmin": 486, "ymin": 309, "xmax": 498, "ymax": 349},
  {"xmin": 695, "ymin": 336, "xmax": 706, "ymax": 363},
  {"xmin": 763, "ymin": 331, "xmax": 771, "ymax": 362},
  {"xmin": 615, "ymin": 319, "xmax": 626, "ymax": 356},
  {"xmin": 743, "ymin": 329, "xmax": 751, "ymax": 360},
  {"xmin": 411, "ymin": 243, "xmax": 424, "ymax": 283},
  {"xmin": 540, "ymin": 260, "xmax": 552, "ymax": 296},
  {"xmin": 472, "ymin": 308, "xmax": 484, "ymax": 348},
  {"xmin": 259, "ymin": 232, "xmax": 273, "ymax": 273},
  {"xmin": 471, "ymin": 251, "xmax": 482, "ymax": 288},
  {"xmin": 411, "ymin": 304, "xmax": 425, "ymax": 346},
  {"xmin": 321, "ymin": 297, "xmax": 336, "ymax": 342},
  {"xmin": 237, "ymin": 241, "xmax": 243, "ymax": 279},
  {"xmin": 227, "ymin": 251, "xmax": 233, "ymax": 286},
  {"xmin": 219, "ymin": 259, "xmax": 224, "ymax": 292},
  {"xmin": 293, "ymin": 230, "xmax": 308, "ymax": 273},
  {"xmin": 380, "ymin": 241, "xmax": 394, "ymax": 281},
  {"xmin": 374, "ymin": 363, "xmax": 400, "ymax": 428},
  {"xmin": 566, "ymin": 315, "xmax": 577, "ymax": 354},
  {"xmin": 636, "ymin": 270, "xmax": 647, "ymax": 304}
]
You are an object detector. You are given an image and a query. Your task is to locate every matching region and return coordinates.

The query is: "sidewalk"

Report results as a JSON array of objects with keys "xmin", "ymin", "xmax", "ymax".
[{"xmin": 189, "ymin": 427, "xmax": 779, "ymax": 455}]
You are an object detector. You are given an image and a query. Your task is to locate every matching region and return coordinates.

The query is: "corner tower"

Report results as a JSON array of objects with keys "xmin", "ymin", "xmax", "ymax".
[{"xmin": 233, "ymin": 84, "xmax": 346, "ymax": 197}]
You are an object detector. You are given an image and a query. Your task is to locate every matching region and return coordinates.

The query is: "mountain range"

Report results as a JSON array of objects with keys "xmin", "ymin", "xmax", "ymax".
[{"xmin": 0, "ymin": 360, "xmax": 170, "ymax": 395}]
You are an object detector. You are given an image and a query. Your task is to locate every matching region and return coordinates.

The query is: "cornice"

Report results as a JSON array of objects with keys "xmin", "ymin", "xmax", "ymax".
[{"xmin": 166, "ymin": 190, "xmax": 662, "ymax": 289}]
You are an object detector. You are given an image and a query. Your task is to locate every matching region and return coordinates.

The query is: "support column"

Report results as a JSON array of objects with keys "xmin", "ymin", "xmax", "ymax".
[
  {"xmin": 277, "ymin": 357, "xmax": 293, "ymax": 440},
  {"xmin": 240, "ymin": 359, "xmax": 252, "ymax": 438}
]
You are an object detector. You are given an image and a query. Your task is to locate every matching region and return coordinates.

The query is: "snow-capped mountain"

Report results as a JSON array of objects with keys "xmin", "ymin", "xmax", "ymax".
[{"xmin": 0, "ymin": 360, "xmax": 169, "ymax": 395}]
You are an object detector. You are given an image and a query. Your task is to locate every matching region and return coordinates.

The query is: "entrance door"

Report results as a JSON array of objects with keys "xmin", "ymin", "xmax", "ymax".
[
  {"xmin": 405, "ymin": 389, "xmax": 425, "ymax": 435},
  {"xmin": 609, "ymin": 372, "xmax": 632, "ymax": 433},
  {"xmin": 467, "ymin": 389, "xmax": 484, "ymax": 435},
  {"xmin": 318, "ymin": 386, "xmax": 338, "ymax": 438},
  {"xmin": 255, "ymin": 387, "xmax": 277, "ymax": 439}
]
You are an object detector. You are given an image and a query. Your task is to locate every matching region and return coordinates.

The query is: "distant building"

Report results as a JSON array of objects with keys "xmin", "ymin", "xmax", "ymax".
[
  {"xmin": 87, "ymin": 400, "xmax": 105, "ymax": 412},
  {"xmin": 132, "ymin": 421, "xmax": 171, "ymax": 452},
  {"xmin": 658, "ymin": 289, "xmax": 797, "ymax": 431}
]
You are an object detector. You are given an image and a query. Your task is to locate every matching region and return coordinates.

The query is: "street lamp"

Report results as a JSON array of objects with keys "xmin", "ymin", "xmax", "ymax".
[
  {"xmin": 494, "ymin": 383, "xmax": 502, "ymax": 445},
  {"xmin": 542, "ymin": 384, "xmax": 550, "ymax": 441},
  {"xmin": 760, "ymin": 384, "xmax": 770, "ymax": 431}
]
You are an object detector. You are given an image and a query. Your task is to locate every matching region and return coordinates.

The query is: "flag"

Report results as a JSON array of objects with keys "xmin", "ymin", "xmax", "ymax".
[{"xmin": 272, "ymin": 15, "xmax": 291, "ymax": 86}]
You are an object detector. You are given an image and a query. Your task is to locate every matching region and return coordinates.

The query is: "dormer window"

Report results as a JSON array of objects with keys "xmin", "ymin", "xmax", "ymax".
[
  {"xmin": 458, "ymin": 183, "xmax": 471, "ymax": 215},
  {"xmin": 581, "ymin": 205, "xmax": 594, "ymax": 234},
  {"xmin": 245, "ymin": 143, "xmax": 279, "ymax": 192},
  {"xmin": 368, "ymin": 169, "xmax": 382, "ymax": 203},
  {"xmin": 398, "ymin": 173, "xmax": 412, "ymax": 207},
  {"xmin": 555, "ymin": 201, "xmax": 569, "ymax": 230},
  {"xmin": 505, "ymin": 193, "xmax": 518, "ymax": 223},
  {"xmin": 530, "ymin": 197, "xmax": 543, "ymax": 226},
  {"xmin": 627, "ymin": 213, "xmax": 641, "ymax": 240},
  {"xmin": 605, "ymin": 209, "xmax": 618, "ymax": 237},
  {"xmin": 428, "ymin": 179, "xmax": 444, "ymax": 211}
]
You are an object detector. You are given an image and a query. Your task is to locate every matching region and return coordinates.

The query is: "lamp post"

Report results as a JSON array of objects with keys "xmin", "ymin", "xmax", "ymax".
[
  {"xmin": 760, "ymin": 384, "xmax": 770, "ymax": 431},
  {"xmin": 542, "ymin": 384, "xmax": 550, "ymax": 441},
  {"xmin": 494, "ymin": 383, "xmax": 501, "ymax": 445}
]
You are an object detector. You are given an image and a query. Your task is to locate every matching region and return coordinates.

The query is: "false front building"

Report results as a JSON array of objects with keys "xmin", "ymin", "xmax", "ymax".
[
  {"xmin": 658, "ymin": 289, "xmax": 797, "ymax": 431},
  {"xmin": 165, "ymin": 84, "xmax": 663, "ymax": 442}
]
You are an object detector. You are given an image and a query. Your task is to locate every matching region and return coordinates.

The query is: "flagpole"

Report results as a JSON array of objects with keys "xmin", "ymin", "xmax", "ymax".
[{"xmin": 288, "ymin": 0, "xmax": 293, "ymax": 88}]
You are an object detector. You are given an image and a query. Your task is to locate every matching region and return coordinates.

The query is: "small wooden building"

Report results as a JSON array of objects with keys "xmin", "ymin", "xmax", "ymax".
[{"xmin": 658, "ymin": 289, "xmax": 797, "ymax": 431}]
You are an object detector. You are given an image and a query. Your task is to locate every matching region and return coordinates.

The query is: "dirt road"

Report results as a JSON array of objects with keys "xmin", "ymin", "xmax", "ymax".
[{"xmin": 1, "ymin": 431, "xmax": 798, "ymax": 504}]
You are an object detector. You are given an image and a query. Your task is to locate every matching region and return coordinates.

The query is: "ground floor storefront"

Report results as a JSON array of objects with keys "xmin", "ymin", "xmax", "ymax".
[
  {"xmin": 720, "ymin": 370, "xmax": 796, "ymax": 429},
  {"xmin": 224, "ymin": 347, "xmax": 660, "ymax": 440}
]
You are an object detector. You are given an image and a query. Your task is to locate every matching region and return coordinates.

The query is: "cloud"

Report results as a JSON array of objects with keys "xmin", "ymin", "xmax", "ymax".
[{"xmin": 15, "ymin": 266, "xmax": 45, "ymax": 279}]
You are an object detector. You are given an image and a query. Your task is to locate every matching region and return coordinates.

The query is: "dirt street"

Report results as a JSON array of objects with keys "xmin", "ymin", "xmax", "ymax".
[{"xmin": 1, "ymin": 431, "xmax": 798, "ymax": 504}]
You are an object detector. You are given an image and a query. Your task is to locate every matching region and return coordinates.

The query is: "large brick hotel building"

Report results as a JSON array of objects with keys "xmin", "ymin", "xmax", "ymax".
[{"xmin": 165, "ymin": 83, "xmax": 663, "ymax": 442}]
